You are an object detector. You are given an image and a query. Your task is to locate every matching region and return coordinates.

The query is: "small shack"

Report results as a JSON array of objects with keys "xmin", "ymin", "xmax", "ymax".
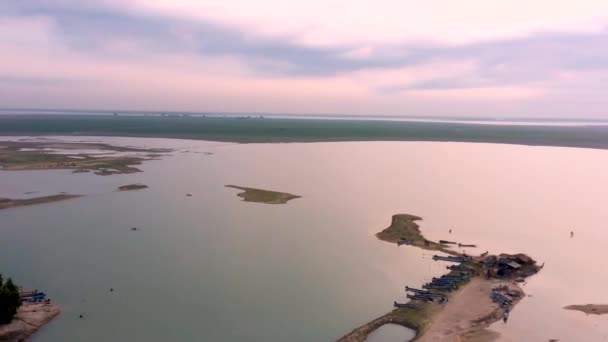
[{"xmin": 496, "ymin": 258, "xmax": 522, "ymax": 277}]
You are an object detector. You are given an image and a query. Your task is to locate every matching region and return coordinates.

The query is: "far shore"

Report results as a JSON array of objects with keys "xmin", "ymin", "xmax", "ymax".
[
  {"xmin": 3, "ymin": 115, "xmax": 608, "ymax": 151},
  {"xmin": 337, "ymin": 214, "xmax": 542, "ymax": 342}
]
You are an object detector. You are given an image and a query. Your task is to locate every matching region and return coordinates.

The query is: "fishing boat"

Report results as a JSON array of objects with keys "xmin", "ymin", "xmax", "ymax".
[
  {"xmin": 432, "ymin": 255, "xmax": 469, "ymax": 263},
  {"xmin": 19, "ymin": 290, "xmax": 38, "ymax": 297},
  {"xmin": 439, "ymin": 240, "xmax": 457, "ymax": 245},
  {"xmin": 405, "ymin": 286, "xmax": 431, "ymax": 295},
  {"xmin": 458, "ymin": 243, "xmax": 477, "ymax": 248},
  {"xmin": 423, "ymin": 283, "xmax": 456, "ymax": 290},
  {"xmin": 407, "ymin": 294, "xmax": 434, "ymax": 302},
  {"xmin": 447, "ymin": 264, "xmax": 469, "ymax": 271},
  {"xmin": 394, "ymin": 301, "xmax": 417, "ymax": 308},
  {"xmin": 20, "ymin": 291, "xmax": 46, "ymax": 299}
]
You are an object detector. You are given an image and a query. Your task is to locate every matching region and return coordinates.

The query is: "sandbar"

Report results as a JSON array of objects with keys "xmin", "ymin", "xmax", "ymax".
[{"xmin": 0, "ymin": 194, "xmax": 83, "ymax": 210}]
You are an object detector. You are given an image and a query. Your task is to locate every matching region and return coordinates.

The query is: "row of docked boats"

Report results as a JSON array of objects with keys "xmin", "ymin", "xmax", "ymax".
[
  {"xmin": 19, "ymin": 289, "xmax": 47, "ymax": 302},
  {"xmin": 423, "ymin": 271, "xmax": 470, "ymax": 290},
  {"xmin": 438, "ymin": 240, "xmax": 477, "ymax": 248}
]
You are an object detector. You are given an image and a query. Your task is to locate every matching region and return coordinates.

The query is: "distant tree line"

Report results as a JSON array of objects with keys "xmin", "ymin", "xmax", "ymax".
[{"xmin": 0, "ymin": 274, "xmax": 20, "ymax": 324}]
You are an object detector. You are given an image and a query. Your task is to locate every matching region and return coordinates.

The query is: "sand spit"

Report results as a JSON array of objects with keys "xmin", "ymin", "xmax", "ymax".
[
  {"xmin": 564, "ymin": 304, "xmax": 608, "ymax": 315},
  {"xmin": 337, "ymin": 214, "xmax": 541, "ymax": 342}
]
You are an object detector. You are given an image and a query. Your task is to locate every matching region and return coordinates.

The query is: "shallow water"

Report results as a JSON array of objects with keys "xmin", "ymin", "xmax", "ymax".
[
  {"xmin": 367, "ymin": 323, "xmax": 415, "ymax": 342},
  {"xmin": 1, "ymin": 137, "xmax": 608, "ymax": 341}
]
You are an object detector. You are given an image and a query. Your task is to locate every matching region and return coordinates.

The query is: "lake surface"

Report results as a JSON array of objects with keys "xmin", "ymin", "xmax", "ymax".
[{"xmin": 1, "ymin": 136, "xmax": 608, "ymax": 341}]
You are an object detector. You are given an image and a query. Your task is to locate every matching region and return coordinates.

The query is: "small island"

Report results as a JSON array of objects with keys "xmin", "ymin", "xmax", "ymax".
[
  {"xmin": 0, "ymin": 194, "xmax": 83, "ymax": 210},
  {"xmin": 225, "ymin": 185, "xmax": 301, "ymax": 204},
  {"xmin": 0, "ymin": 275, "xmax": 60, "ymax": 342},
  {"xmin": 338, "ymin": 214, "xmax": 542, "ymax": 342},
  {"xmin": 117, "ymin": 184, "xmax": 149, "ymax": 191},
  {"xmin": 564, "ymin": 304, "xmax": 608, "ymax": 315}
]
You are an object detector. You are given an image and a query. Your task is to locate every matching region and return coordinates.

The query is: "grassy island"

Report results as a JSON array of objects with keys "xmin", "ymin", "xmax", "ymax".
[
  {"xmin": 0, "ymin": 194, "xmax": 82, "ymax": 210},
  {"xmin": 225, "ymin": 185, "xmax": 301, "ymax": 204},
  {"xmin": 117, "ymin": 184, "xmax": 149, "ymax": 191},
  {"xmin": 338, "ymin": 214, "xmax": 542, "ymax": 342},
  {"xmin": 0, "ymin": 141, "xmax": 169, "ymax": 175},
  {"xmin": 376, "ymin": 214, "xmax": 457, "ymax": 255}
]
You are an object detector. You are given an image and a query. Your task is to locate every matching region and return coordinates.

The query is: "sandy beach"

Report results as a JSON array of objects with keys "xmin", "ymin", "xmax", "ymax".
[
  {"xmin": 0, "ymin": 303, "xmax": 60, "ymax": 342},
  {"xmin": 418, "ymin": 278, "xmax": 522, "ymax": 341}
]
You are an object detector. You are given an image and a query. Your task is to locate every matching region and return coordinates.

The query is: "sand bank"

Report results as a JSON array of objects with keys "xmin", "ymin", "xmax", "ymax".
[
  {"xmin": 0, "ymin": 194, "xmax": 83, "ymax": 210},
  {"xmin": 564, "ymin": 304, "xmax": 608, "ymax": 315}
]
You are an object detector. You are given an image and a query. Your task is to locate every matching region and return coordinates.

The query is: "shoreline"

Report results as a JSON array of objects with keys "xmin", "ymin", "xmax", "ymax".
[
  {"xmin": 337, "ymin": 214, "xmax": 541, "ymax": 342},
  {"xmin": 3, "ymin": 131, "xmax": 608, "ymax": 151},
  {"xmin": 0, "ymin": 302, "xmax": 60, "ymax": 342}
]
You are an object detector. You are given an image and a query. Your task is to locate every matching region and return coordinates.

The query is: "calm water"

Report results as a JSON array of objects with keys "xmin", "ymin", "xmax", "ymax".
[
  {"xmin": 367, "ymin": 324, "xmax": 415, "ymax": 342},
  {"xmin": 1, "ymin": 136, "xmax": 608, "ymax": 341}
]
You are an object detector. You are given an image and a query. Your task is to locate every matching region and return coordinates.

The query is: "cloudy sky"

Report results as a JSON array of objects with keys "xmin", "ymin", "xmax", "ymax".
[{"xmin": 2, "ymin": 0, "xmax": 608, "ymax": 117}]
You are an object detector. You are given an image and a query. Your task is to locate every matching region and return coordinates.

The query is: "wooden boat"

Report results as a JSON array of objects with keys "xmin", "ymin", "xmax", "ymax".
[
  {"xmin": 405, "ymin": 286, "xmax": 431, "ymax": 295},
  {"xmin": 447, "ymin": 265, "xmax": 469, "ymax": 271},
  {"xmin": 407, "ymin": 294, "xmax": 434, "ymax": 302},
  {"xmin": 19, "ymin": 290, "xmax": 38, "ymax": 297},
  {"xmin": 394, "ymin": 301, "xmax": 417, "ymax": 308},
  {"xmin": 439, "ymin": 240, "xmax": 457, "ymax": 245},
  {"xmin": 423, "ymin": 283, "xmax": 456, "ymax": 290},
  {"xmin": 432, "ymin": 255, "xmax": 468, "ymax": 263},
  {"xmin": 458, "ymin": 243, "xmax": 477, "ymax": 248}
]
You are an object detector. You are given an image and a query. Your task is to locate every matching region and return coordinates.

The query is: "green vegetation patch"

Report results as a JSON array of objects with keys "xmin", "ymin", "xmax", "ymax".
[
  {"xmin": 225, "ymin": 185, "xmax": 301, "ymax": 204},
  {"xmin": 117, "ymin": 184, "xmax": 149, "ymax": 191},
  {"xmin": 376, "ymin": 214, "xmax": 456, "ymax": 255},
  {"xmin": 0, "ymin": 275, "xmax": 20, "ymax": 325}
]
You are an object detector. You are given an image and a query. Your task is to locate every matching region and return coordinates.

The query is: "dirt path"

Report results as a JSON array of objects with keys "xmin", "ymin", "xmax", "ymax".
[{"xmin": 418, "ymin": 278, "xmax": 522, "ymax": 342}]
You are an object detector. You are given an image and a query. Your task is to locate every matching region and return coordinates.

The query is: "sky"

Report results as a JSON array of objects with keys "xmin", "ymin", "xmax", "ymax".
[{"xmin": 2, "ymin": 0, "xmax": 608, "ymax": 117}]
